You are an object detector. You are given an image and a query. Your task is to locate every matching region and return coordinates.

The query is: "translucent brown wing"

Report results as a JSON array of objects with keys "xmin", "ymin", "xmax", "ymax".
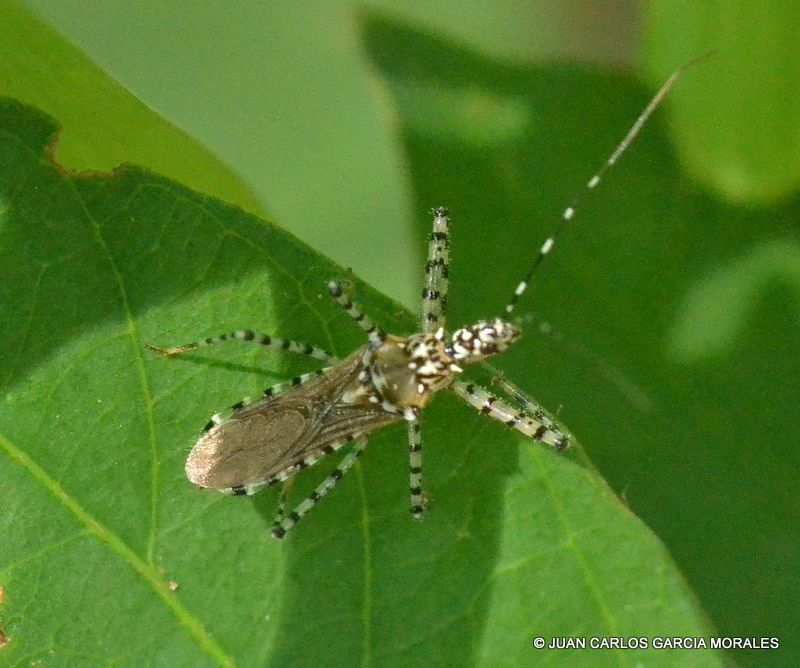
[{"xmin": 184, "ymin": 346, "xmax": 401, "ymax": 491}]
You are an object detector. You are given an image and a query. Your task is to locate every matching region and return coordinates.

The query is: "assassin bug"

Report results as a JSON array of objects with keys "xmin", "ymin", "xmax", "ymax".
[{"xmin": 148, "ymin": 58, "xmax": 706, "ymax": 539}]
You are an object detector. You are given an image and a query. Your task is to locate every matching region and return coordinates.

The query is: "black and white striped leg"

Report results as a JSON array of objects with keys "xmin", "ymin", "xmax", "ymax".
[
  {"xmin": 204, "ymin": 368, "xmax": 330, "ymax": 433},
  {"xmin": 328, "ymin": 281, "xmax": 386, "ymax": 346},
  {"xmin": 450, "ymin": 380, "xmax": 570, "ymax": 450},
  {"xmin": 273, "ymin": 477, "xmax": 296, "ymax": 525},
  {"xmin": 271, "ymin": 434, "xmax": 369, "ymax": 539},
  {"xmin": 408, "ymin": 420, "xmax": 426, "ymax": 518},
  {"xmin": 490, "ymin": 373, "xmax": 544, "ymax": 414},
  {"xmin": 146, "ymin": 330, "xmax": 338, "ymax": 365},
  {"xmin": 421, "ymin": 207, "xmax": 451, "ymax": 333},
  {"xmin": 489, "ymin": 374, "xmax": 564, "ymax": 432}
]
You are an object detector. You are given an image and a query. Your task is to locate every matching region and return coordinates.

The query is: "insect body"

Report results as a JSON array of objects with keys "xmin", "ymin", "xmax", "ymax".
[
  {"xmin": 150, "ymin": 213, "xmax": 568, "ymax": 539},
  {"xmin": 148, "ymin": 59, "xmax": 705, "ymax": 538}
]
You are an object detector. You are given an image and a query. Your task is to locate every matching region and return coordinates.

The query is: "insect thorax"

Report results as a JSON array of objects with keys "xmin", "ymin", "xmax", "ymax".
[
  {"xmin": 361, "ymin": 318, "xmax": 522, "ymax": 417},
  {"xmin": 367, "ymin": 333, "xmax": 458, "ymax": 412}
]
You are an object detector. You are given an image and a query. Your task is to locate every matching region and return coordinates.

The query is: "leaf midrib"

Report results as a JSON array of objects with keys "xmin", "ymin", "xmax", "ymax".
[{"xmin": 0, "ymin": 430, "xmax": 237, "ymax": 668}]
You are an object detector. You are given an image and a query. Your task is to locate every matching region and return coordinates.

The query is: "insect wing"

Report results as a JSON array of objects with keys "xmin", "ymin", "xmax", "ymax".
[{"xmin": 185, "ymin": 347, "xmax": 400, "ymax": 492}]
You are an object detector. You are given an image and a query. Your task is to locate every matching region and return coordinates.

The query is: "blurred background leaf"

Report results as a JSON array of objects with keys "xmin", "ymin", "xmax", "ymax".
[{"xmin": 644, "ymin": 0, "xmax": 800, "ymax": 204}]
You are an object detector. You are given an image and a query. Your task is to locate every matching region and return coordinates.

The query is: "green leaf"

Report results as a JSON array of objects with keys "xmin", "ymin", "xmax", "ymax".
[
  {"xmin": 0, "ymin": 0, "xmax": 267, "ymax": 218},
  {"xmin": 643, "ymin": 0, "xmax": 800, "ymax": 205},
  {"xmin": 667, "ymin": 238, "xmax": 800, "ymax": 362},
  {"xmin": 0, "ymin": 91, "xmax": 724, "ymax": 668}
]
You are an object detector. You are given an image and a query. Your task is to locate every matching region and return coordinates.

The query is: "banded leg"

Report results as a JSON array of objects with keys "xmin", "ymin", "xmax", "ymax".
[
  {"xmin": 450, "ymin": 380, "xmax": 570, "ymax": 450},
  {"xmin": 328, "ymin": 281, "xmax": 386, "ymax": 345},
  {"xmin": 489, "ymin": 374, "xmax": 563, "ymax": 432},
  {"xmin": 408, "ymin": 420, "xmax": 426, "ymax": 518},
  {"xmin": 273, "ymin": 477, "xmax": 295, "ymax": 522},
  {"xmin": 422, "ymin": 207, "xmax": 451, "ymax": 332},
  {"xmin": 146, "ymin": 330, "xmax": 338, "ymax": 365},
  {"xmin": 271, "ymin": 434, "xmax": 369, "ymax": 539},
  {"xmin": 203, "ymin": 368, "xmax": 330, "ymax": 433}
]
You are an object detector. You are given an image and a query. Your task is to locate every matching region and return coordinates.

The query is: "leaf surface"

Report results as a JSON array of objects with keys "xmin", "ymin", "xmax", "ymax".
[{"xmin": 0, "ymin": 96, "xmax": 724, "ymax": 667}]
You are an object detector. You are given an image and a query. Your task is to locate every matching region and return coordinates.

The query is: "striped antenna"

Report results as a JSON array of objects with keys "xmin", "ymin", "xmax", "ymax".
[{"xmin": 505, "ymin": 52, "xmax": 714, "ymax": 314}]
